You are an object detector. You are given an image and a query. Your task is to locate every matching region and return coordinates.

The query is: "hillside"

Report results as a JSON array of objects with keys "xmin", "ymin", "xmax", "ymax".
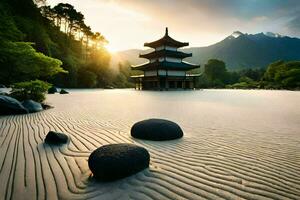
[{"xmin": 114, "ymin": 32, "xmax": 300, "ymax": 70}]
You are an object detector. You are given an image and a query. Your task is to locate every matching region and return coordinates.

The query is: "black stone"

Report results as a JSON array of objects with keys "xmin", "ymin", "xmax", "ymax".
[
  {"xmin": 60, "ymin": 89, "xmax": 69, "ymax": 94},
  {"xmin": 45, "ymin": 131, "xmax": 69, "ymax": 145},
  {"xmin": 131, "ymin": 118, "xmax": 183, "ymax": 141},
  {"xmin": 48, "ymin": 86, "xmax": 57, "ymax": 94},
  {"xmin": 41, "ymin": 103, "xmax": 53, "ymax": 110},
  {"xmin": 0, "ymin": 95, "xmax": 28, "ymax": 115},
  {"xmin": 88, "ymin": 143, "xmax": 150, "ymax": 181},
  {"xmin": 22, "ymin": 100, "xmax": 43, "ymax": 113},
  {"xmin": 0, "ymin": 84, "xmax": 6, "ymax": 88}
]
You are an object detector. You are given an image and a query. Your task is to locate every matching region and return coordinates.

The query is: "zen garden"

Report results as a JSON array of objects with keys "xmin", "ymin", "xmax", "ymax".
[{"xmin": 0, "ymin": 0, "xmax": 300, "ymax": 200}]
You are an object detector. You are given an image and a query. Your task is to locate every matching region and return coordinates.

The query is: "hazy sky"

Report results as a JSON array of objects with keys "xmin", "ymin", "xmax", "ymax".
[{"xmin": 47, "ymin": 0, "xmax": 300, "ymax": 51}]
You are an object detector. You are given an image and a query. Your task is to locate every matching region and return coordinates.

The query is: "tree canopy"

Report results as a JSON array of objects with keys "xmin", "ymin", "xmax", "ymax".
[
  {"xmin": 0, "ymin": 0, "xmax": 133, "ymax": 88},
  {"xmin": 0, "ymin": 4, "xmax": 65, "ymax": 85}
]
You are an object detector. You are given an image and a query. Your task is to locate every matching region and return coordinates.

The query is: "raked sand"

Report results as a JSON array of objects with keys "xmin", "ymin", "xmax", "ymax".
[{"xmin": 0, "ymin": 89, "xmax": 300, "ymax": 200}]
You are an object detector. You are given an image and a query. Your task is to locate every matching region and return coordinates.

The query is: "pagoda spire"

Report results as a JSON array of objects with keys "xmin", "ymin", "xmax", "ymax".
[{"xmin": 165, "ymin": 27, "xmax": 168, "ymax": 36}]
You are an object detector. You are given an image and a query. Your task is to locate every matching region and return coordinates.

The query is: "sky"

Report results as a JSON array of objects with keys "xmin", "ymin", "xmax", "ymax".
[{"xmin": 47, "ymin": 0, "xmax": 300, "ymax": 52}]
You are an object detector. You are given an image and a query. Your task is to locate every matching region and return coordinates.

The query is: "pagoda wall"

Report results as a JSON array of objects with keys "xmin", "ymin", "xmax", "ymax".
[
  {"xmin": 158, "ymin": 70, "xmax": 186, "ymax": 76},
  {"xmin": 155, "ymin": 46, "xmax": 177, "ymax": 51},
  {"xmin": 167, "ymin": 70, "xmax": 186, "ymax": 76},
  {"xmin": 144, "ymin": 70, "xmax": 157, "ymax": 77},
  {"xmin": 149, "ymin": 57, "xmax": 181, "ymax": 63},
  {"xmin": 165, "ymin": 57, "xmax": 181, "ymax": 63}
]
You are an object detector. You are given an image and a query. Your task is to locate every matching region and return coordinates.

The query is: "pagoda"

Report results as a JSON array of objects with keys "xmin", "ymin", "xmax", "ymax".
[{"xmin": 131, "ymin": 28, "xmax": 200, "ymax": 90}]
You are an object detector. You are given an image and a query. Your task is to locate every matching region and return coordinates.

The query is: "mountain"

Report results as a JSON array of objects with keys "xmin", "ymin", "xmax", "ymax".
[{"xmin": 113, "ymin": 32, "xmax": 300, "ymax": 70}]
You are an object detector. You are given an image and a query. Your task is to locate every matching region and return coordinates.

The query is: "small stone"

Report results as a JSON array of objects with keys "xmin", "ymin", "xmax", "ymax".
[
  {"xmin": 88, "ymin": 143, "xmax": 150, "ymax": 181},
  {"xmin": 48, "ymin": 86, "xmax": 58, "ymax": 94},
  {"xmin": 45, "ymin": 131, "xmax": 69, "ymax": 145},
  {"xmin": 60, "ymin": 89, "xmax": 69, "ymax": 94},
  {"xmin": 131, "ymin": 118, "xmax": 183, "ymax": 141},
  {"xmin": 22, "ymin": 100, "xmax": 43, "ymax": 113}
]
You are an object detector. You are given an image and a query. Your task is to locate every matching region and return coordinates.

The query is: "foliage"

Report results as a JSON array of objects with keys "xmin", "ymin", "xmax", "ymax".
[
  {"xmin": 10, "ymin": 80, "xmax": 51, "ymax": 102},
  {"xmin": 0, "ymin": 3, "xmax": 66, "ymax": 85},
  {"xmin": 0, "ymin": 40, "xmax": 65, "ymax": 84},
  {"xmin": 226, "ymin": 81, "xmax": 260, "ymax": 89},
  {"xmin": 263, "ymin": 60, "xmax": 300, "ymax": 89},
  {"xmin": 113, "ymin": 62, "xmax": 135, "ymax": 88},
  {"xmin": 196, "ymin": 58, "xmax": 300, "ymax": 90},
  {"xmin": 78, "ymin": 68, "xmax": 97, "ymax": 88},
  {"xmin": 204, "ymin": 59, "xmax": 228, "ymax": 82}
]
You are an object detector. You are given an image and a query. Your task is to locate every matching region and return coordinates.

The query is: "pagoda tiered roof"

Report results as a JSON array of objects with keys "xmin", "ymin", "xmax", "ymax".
[
  {"xmin": 139, "ymin": 50, "xmax": 192, "ymax": 59},
  {"xmin": 131, "ymin": 60, "xmax": 199, "ymax": 71},
  {"xmin": 144, "ymin": 28, "xmax": 189, "ymax": 48}
]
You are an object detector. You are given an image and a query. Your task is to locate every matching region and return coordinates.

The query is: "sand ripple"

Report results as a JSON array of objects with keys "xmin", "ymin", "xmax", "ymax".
[{"xmin": 0, "ymin": 90, "xmax": 300, "ymax": 199}]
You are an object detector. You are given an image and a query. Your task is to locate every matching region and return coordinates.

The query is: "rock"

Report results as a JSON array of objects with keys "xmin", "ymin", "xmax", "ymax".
[
  {"xmin": 22, "ymin": 100, "xmax": 43, "ymax": 113},
  {"xmin": 104, "ymin": 86, "xmax": 114, "ymax": 89},
  {"xmin": 48, "ymin": 86, "xmax": 57, "ymax": 94},
  {"xmin": 88, "ymin": 143, "xmax": 150, "ymax": 181},
  {"xmin": 45, "ymin": 131, "xmax": 69, "ymax": 145},
  {"xmin": 131, "ymin": 118, "xmax": 183, "ymax": 141},
  {"xmin": 0, "ymin": 84, "xmax": 5, "ymax": 88},
  {"xmin": 60, "ymin": 89, "xmax": 69, "ymax": 94},
  {"xmin": 41, "ymin": 103, "xmax": 53, "ymax": 110},
  {"xmin": 0, "ymin": 95, "xmax": 28, "ymax": 115}
]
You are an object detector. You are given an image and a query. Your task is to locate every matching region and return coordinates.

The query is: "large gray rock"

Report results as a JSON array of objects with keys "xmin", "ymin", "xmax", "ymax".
[
  {"xmin": 88, "ymin": 143, "xmax": 150, "ymax": 181},
  {"xmin": 0, "ymin": 95, "xmax": 28, "ymax": 115},
  {"xmin": 45, "ymin": 131, "xmax": 69, "ymax": 145},
  {"xmin": 22, "ymin": 100, "xmax": 43, "ymax": 113},
  {"xmin": 131, "ymin": 118, "xmax": 183, "ymax": 141}
]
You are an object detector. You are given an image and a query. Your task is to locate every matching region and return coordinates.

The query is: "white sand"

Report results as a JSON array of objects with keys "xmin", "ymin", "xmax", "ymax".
[{"xmin": 0, "ymin": 89, "xmax": 300, "ymax": 200}]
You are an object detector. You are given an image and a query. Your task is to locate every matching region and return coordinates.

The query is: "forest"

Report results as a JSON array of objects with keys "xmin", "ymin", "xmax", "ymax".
[
  {"xmin": 0, "ymin": 0, "xmax": 133, "ymax": 88},
  {"xmin": 197, "ymin": 59, "xmax": 300, "ymax": 90}
]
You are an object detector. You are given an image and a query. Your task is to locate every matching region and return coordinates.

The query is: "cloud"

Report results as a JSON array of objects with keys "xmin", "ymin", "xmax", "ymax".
[
  {"xmin": 116, "ymin": 0, "xmax": 300, "ymax": 37},
  {"xmin": 47, "ymin": 0, "xmax": 300, "ymax": 50}
]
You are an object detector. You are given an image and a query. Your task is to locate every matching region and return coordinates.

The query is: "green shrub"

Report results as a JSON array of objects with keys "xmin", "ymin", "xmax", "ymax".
[{"xmin": 10, "ymin": 80, "xmax": 51, "ymax": 102}]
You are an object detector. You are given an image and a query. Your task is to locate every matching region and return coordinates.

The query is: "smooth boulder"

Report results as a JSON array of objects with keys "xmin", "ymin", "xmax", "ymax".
[
  {"xmin": 131, "ymin": 118, "xmax": 183, "ymax": 141},
  {"xmin": 22, "ymin": 100, "xmax": 43, "ymax": 113},
  {"xmin": 60, "ymin": 89, "xmax": 69, "ymax": 94},
  {"xmin": 45, "ymin": 131, "xmax": 69, "ymax": 145},
  {"xmin": 48, "ymin": 86, "xmax": 57, "ymax": 94},
  {"xmin": 88, "ymin": 143, "xmax": 150, "ymax": 181},
  {"xmin": 0, "ymin": 95, "xmax": 28, "ymax": 115}
]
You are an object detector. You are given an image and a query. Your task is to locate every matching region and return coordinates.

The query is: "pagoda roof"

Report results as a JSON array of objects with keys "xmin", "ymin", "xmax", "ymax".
[
  {"xmin": 131, "ymin": 60, "xmax": 200, "ymax": 71},
  {"xmin": 144, "ymin": 28, "xmax": 189, "ymax": 48},
  {"xmin": 139, "ymin": 50, "xmax": 192, "ymax": 59}
]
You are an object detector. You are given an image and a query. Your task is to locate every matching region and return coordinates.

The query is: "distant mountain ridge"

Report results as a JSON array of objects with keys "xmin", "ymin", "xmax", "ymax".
[{"xmin": 112, "ymin": 31, "xmax": 300, "ymax": 70}]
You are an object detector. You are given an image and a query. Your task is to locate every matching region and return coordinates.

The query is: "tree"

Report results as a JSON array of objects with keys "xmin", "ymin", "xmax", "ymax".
[
  {"xmin": 78, "ymin": 68, "xmax": 97, "ymax": 88},
  {"xmin": 10, "ymin": 80, "xmax": 51, "ymax": 102},
  {"xmin": 204, "ymin": 59, "xmax": 228, "ymax": 82},
  {"xmin": 0, "ymin": 41, "xmax": 65, "ymax": 84},
  {"xmin": 263, "ymin": 60, "xmax": 300, "ymax": 89}
]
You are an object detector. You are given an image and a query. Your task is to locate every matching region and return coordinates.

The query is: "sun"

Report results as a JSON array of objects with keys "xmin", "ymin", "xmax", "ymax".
[{"xmin": 105, "ymin": 43, "xmax": 118, "ymax": 53}]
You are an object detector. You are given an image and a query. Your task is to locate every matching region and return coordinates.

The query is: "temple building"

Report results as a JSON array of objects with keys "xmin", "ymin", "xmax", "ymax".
[{"xmin": 131, "ymin": 28, "xmax": 200, "ymax": 90}]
